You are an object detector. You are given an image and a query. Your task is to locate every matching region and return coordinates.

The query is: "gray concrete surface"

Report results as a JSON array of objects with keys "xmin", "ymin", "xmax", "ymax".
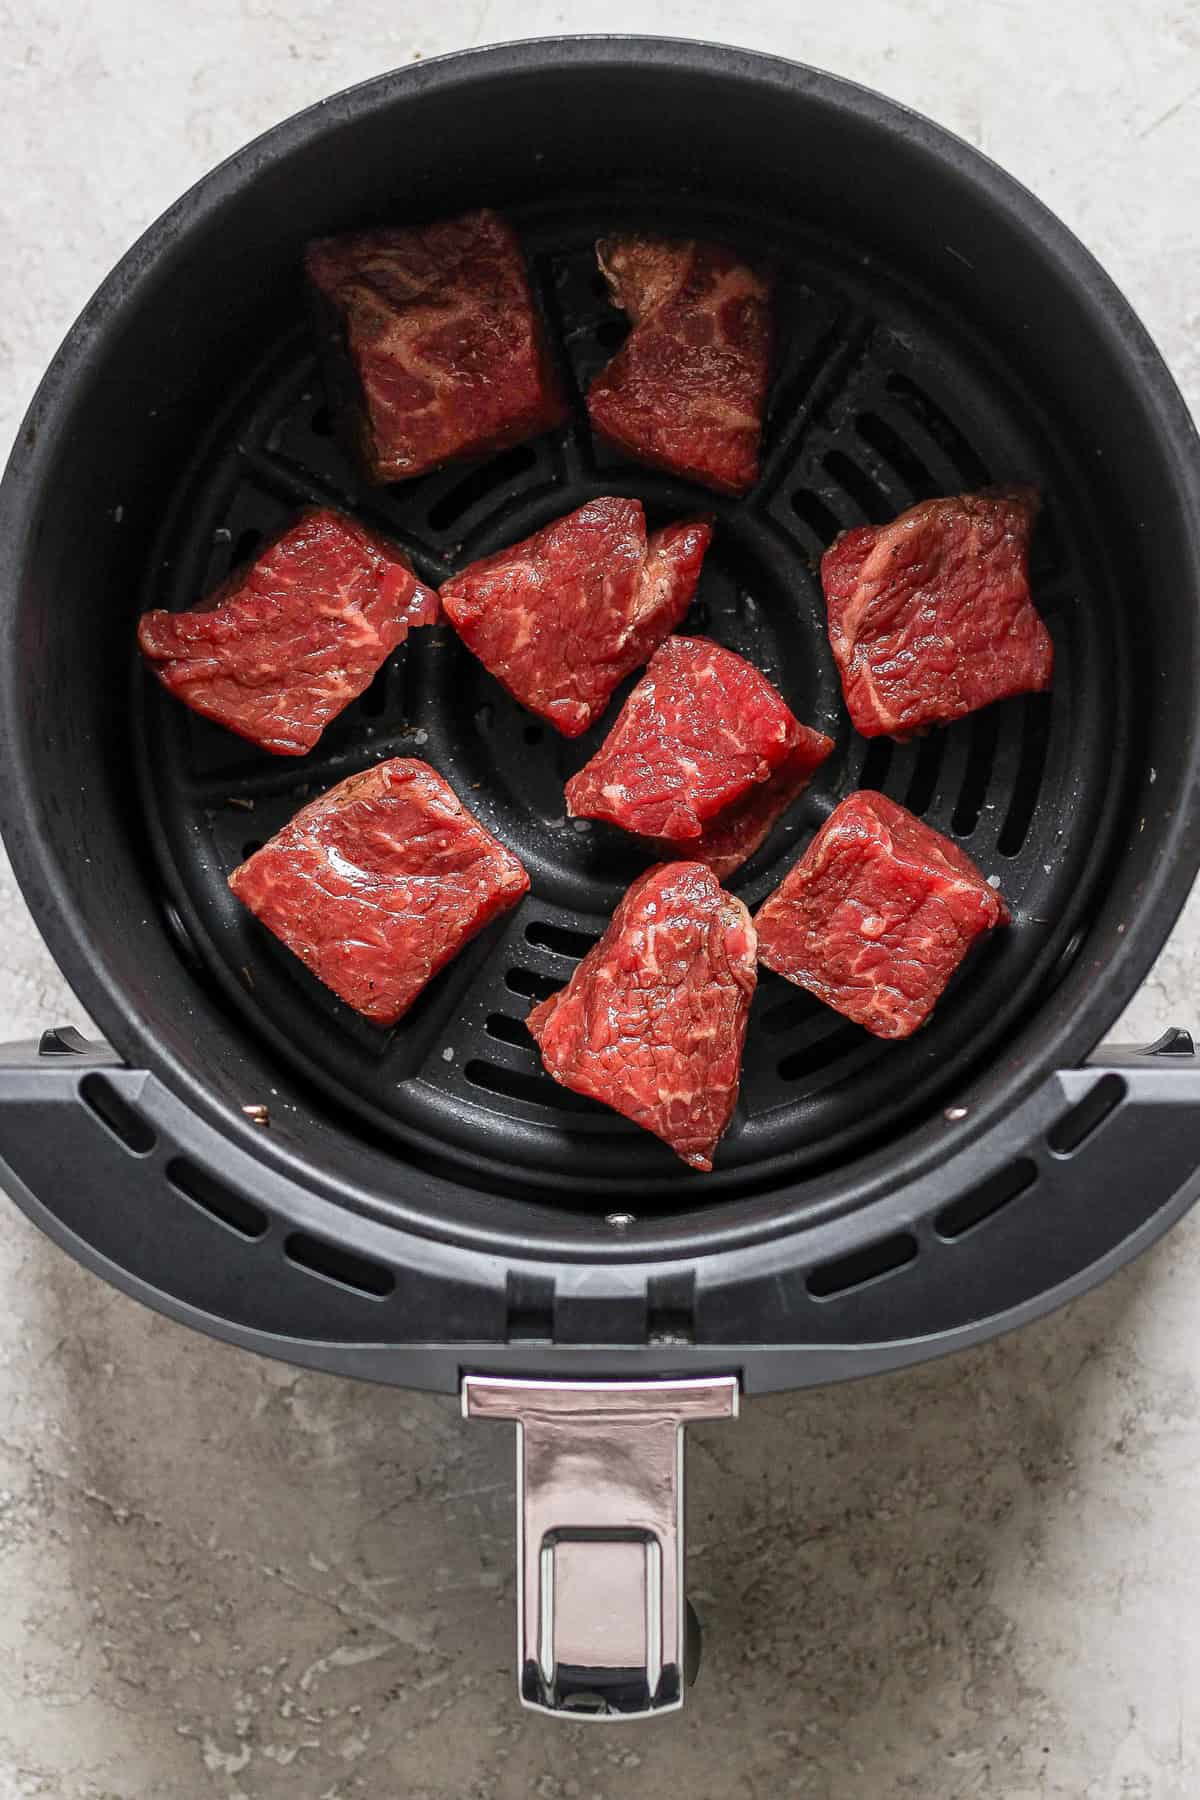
[{"xmin": 1, "ymin": 2, "xmax": 1198, "ymax": 1794}]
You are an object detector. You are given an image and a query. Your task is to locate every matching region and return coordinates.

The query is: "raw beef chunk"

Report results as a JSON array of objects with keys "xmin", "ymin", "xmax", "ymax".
[
  {"xmin": 138, "ymin": 508, "xmax": 438, "ymax": 756},
  {"xmin": 669, "ymin": 736, "xmax": 835, "ymax": 881},
  {"xmin": 229, "ymin": 759, "xmax": 529, "ymax": 1025},
  {"xmin": 526, "ymin": 862, "xmax": 756, "ymax": 1170},
  {"xmin": 754, "ymin": 791, "xmax": 1008, "ymax": 1040},
  {"xmin": 306, "ymin": 209, "xmax": 566, "ymax": 482},
  {"xmin": 565, "ymin": 636, "xmax": 833, "ymax": 874},
  {"xmin": 564, "ymin": 637, "xmax": 797, "ymax": 840},
  {"xmin": 439, "ymin": 498, "xmax": 712, "ymax": 737},
  {"xmin": 586, "ymin": 235, "xmax": 772, "ymax": 496},
  {"xmin": 822, "ymin": 486, "xmax": 1051, "ymax": 737}
]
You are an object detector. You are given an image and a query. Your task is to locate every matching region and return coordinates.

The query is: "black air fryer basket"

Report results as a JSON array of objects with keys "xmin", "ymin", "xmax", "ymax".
[{"xmin": 2, "ymin": 40, "xmax": 1199, "ymax": 1718}]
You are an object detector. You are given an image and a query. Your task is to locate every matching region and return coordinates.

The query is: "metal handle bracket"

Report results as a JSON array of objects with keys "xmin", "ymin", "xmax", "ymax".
[{"xmin": 463, "ymin": 1373, "xmax": 738, "ymax": 1718}]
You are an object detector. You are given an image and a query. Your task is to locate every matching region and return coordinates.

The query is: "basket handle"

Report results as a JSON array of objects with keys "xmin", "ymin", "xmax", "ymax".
[{"xmin": 463, "ymin": 1373, "xmax": 738, "ymax": 1717}]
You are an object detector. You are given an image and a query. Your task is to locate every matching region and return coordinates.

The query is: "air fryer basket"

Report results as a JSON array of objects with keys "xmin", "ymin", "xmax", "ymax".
[
  {"xmin": 140, "ymin": 199, "xmax": 1117, "ymax": 1200},
  {"xmin": 2, "ymin": 40, "xmax": 1199, "ymax": 1716}
]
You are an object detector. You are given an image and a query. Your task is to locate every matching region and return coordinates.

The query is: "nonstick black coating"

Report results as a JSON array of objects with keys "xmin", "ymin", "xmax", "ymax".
[
  {"xmin": 2, "ymin": 42, "xmax": 1198, "ymax": 1250},
  {"xmin": 139, "ymin": 193, "xmax": 1119, "ymax": 1200}
]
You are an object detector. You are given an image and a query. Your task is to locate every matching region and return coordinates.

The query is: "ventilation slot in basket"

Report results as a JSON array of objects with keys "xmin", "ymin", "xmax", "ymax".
[
  {"xmin": 358, "ymin": 665, "xmax": 390, "ymax": 718},
  {"xmin": 1030, "ymin": 503, "xmax": 1066, "ymax": 581},
  {"xmin": 284, "ymin": 1232, "xmax": 395, "ymax": 1298},
  {"xmin": 81, "ymin": 1073, "xmax": 156, "ymax": 1156},
  {"xmin": 525, "ymin": 920, "xmax": 598, "ymax": 960},
  {"xmin": 997, "ymin": 694, "xmax": 1053, "ymax": 856},
  {"xmin": 779, "ymin": 1023, "xmax": 865, "ymax": 1083},
  {"xmin": 647, "ymin": 1274, "xmax": 696, "ymax": 1344},
  {"xmin": 822, "ymin": 450, "xmax": 893, "ymax": 524},
  {"xmin": 485, "ymin": 1012, "xmax": 535, "ymax": 1050},
  {"xmin": 505, "ymin": 966, "xmax": 561, "ymax": 1003},
  {"xmin": 506, "ymin": 1272, "xmax": 554, "ymax": 1341},
  {"xmin": 807, "ymin": 1231, "xmax": 918, "ymax": 1299},
  {"xmin": 855, "ymin": 411, "xmax": 938, "ymax": 498},
  {"xmin": 760, "ymin": 988, "xmax": 825, "ymax": 1038},
  {"xmin": 884, "ymin": 375, "xmax": 990, "ymax": 487},
  {"xmin": 904, "ymin": 730, "xmax": 945, "ymax": 817},
  {"xmin": 169, "ymin": 1158, "xmax": 268, "ymax": 1240},
  {"xmin": 1047, "ymin": 1074, "xmax": 1126, "ymax": 1156},
  {"xmin": 859, "ymin": 737, "xmax": 894, "ymax": 793},
  {"xmin": 465, "ymin": 1058, "xmax": 597, "ymax": 1112},
  {"xmin": 952, "ymin": 708, "xmax": 1002, "ymax": 837},
  {"xmin": 790, "ymin": 488, "xmax": 842, "ymax": 545},
  {"xmin": 427, "ymin": 445, "xmax": 539, "ymax": 530},
  {"xmin": 935, "ymin": 1157, "xmax": 1036, "ymax": 1240}
]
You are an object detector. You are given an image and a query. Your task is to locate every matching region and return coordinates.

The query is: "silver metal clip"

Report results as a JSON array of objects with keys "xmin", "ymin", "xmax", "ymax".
[{"xmin": 462, "ymin": 1374, "xmax": 739, "ymax": 1718}]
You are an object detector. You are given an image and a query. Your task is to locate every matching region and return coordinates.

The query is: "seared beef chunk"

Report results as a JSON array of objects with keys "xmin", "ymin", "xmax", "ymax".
[
  {"xmin": 306, "ymin": 209, "xmax": 566, "ymax": 482},
  {"xmin": 565, "ymin": 635, "xmax": 832, "ymax": 874},
  {"xmin": 586, "ymin": 235, "xmax": 772, "ymax": 496},
  {"xmin": 229, "ymin": 759, "xmax": 529, "ymax": 1024},
  {"xmin": 821, "ymin": 486, "xmax": 1051, "ymax": 737},
  {"xmin": 439, "ymin": 498, "xmax": 712, "ymax": 737},
  {"xmin": 138, "ymin": 508, "xmax": 438, "ymax": 757},
  {"xmin": 754, "ymin": 790, "xmax": 1008, "ymax": 1039},
  {"xmin": 527, "ymin": 861, "xmax": 756, "ymax": 1171}
]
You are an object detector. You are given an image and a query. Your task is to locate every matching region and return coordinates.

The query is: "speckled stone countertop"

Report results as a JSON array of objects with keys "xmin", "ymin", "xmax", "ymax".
[{"xmin": 1, "ymin": 4, "xmax": 1198, "ymax": 1794}]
